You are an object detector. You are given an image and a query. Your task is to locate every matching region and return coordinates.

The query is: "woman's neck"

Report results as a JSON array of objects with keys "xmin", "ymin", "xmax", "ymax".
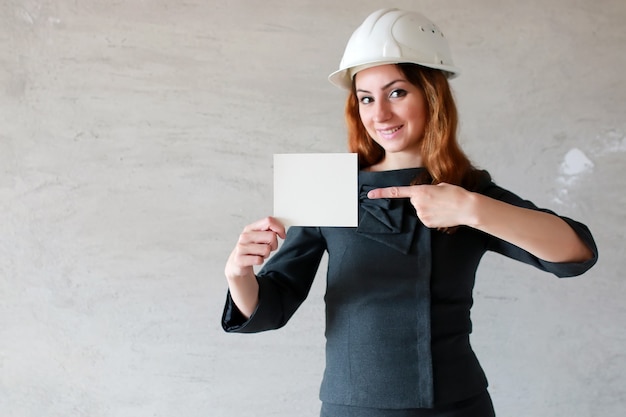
[{"xmin": 366, "ymin": 153, "xmax": 423, "ymax": 172}]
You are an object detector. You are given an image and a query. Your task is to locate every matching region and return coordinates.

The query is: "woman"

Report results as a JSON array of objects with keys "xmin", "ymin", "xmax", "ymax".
[{"xmin": 221, "ymin": 8, "xmax": 598, "ymax": 416}]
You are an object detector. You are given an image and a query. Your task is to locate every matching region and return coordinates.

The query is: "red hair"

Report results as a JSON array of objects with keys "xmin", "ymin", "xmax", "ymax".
[{"xmin": 345, "ymin": 64, "xmax": 484, "ymax": 189}]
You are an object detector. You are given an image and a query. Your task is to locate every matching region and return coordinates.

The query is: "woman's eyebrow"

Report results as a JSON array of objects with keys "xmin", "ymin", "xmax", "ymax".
[{"xmin": 356, "ymin": 79, "xmax": 405, "ymax": 94}]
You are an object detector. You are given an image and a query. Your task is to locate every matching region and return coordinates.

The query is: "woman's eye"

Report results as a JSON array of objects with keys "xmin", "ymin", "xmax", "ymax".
[
  {"xmin": 359, "ymin": 96, "xmax": 373, "ymax": 104},
  {"xmin": 390, "ymin": 89, "xmax": 407, "ymax": 98}
]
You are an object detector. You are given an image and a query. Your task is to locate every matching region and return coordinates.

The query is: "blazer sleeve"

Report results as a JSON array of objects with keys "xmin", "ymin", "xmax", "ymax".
[
  {"xmin": 221, "ymin": 226, "xmax": 327, "ymax": 333},
  {"xmin": 481, "ymin": 183, "xmax": 598, "ymax": 278}
]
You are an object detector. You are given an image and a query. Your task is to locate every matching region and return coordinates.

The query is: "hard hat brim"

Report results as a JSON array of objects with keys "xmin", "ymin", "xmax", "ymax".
[{"xmin": 328, "ymin": 61, "xmax": 460, "ymax": 90}]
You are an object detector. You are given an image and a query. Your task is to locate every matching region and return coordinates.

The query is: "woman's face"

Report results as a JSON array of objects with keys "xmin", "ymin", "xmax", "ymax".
[{"xmin": 354, "ymin": 64, "xmax": 427, "ymax": 165}]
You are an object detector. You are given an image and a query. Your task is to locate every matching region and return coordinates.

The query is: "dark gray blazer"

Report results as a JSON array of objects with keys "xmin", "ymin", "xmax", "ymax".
[{"xmin": 222, "ymin": 168, "xmax": 598, "ymax": 409}]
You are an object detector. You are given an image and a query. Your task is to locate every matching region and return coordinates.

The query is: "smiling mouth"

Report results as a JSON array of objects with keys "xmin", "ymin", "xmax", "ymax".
[{"xmin": 378, "ymin": 126, "xmax": 402, "ymax": 135}]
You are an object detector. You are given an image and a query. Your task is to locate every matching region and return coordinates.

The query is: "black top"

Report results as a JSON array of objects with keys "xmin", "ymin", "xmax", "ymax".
[{"xmin": 222, "ymin": 168, "xmax": 598, "ymax": 409}]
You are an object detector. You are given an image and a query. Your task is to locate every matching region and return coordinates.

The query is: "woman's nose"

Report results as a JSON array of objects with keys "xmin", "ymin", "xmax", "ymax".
[{"xmin": 373, "ymin": 101, "xmax": 392, "ymax": 122}]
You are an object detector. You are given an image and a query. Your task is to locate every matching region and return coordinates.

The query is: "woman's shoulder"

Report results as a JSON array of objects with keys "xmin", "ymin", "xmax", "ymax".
[{"xmin": 464, "ymin": 168, "xmax": 493, "ymax": 193}]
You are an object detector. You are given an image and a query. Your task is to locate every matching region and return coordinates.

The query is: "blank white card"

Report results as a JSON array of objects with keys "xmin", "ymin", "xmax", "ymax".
[{"xmin": 274, "ymin": 153, "xmax": 358, "ymax": 227}]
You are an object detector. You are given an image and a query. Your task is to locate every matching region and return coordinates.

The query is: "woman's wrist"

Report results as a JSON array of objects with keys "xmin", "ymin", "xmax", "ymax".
[{"xmin": 461, "ymin": 190, "xmax": 482, "ymax": 228}]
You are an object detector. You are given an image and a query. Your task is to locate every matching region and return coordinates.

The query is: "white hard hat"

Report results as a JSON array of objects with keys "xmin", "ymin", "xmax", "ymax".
[{"xmin": 328, "ymin": 8, "xmax": 460, "ymax": 90}]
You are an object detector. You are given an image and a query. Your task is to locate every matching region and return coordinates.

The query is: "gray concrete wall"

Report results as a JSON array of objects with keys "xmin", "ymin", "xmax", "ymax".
[{"xmin": 1, "ymin": 0, "xmax": 624, "ymax": 416}]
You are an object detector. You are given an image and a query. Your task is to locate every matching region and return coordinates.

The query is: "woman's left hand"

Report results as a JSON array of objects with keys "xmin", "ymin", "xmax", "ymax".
[{"xmin": 367, "ymin": 183, "xmax": 475, "ymax": 228}]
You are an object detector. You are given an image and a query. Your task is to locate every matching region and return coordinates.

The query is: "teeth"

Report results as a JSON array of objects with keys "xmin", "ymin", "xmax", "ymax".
[{"xmin": 381, "ymin": 127, "xmax": 401, "ymax": 134}]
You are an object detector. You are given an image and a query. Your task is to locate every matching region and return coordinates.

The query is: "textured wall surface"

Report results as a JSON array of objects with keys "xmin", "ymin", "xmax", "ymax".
[{"xmin": 1, "ymin": 0, "xmax": 624, "ymax": 416}]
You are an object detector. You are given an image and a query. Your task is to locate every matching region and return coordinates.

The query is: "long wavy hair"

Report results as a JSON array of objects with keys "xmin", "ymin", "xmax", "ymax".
[{"xmin": 345, "ymin": 63, "xmax": 485, "ymax": 190}]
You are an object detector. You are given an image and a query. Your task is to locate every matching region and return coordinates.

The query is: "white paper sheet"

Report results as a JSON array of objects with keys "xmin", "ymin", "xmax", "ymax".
[{"xmin": 274, "ymin": 153, "xmax": 358, "ymax": 227}]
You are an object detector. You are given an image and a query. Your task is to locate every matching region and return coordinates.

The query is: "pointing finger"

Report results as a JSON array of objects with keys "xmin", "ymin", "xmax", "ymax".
[{"xmin": 367, "ymin": 186, "xmax": 414, "ymax": 199}]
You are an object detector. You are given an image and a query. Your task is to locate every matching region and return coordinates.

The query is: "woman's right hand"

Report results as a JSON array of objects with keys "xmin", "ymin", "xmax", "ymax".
[
  {"xmin": 224, "ymin": 217, "xmax": 286, "ymax": 318},
  {"xmin": 225, "ymin": 216, "xmax": 286, "ymax": 280}
]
